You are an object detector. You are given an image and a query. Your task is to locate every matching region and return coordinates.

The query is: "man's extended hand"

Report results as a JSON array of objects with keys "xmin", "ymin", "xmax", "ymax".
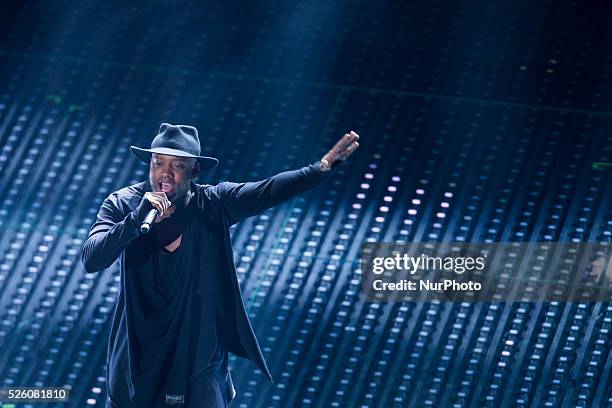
[{"xmin": 320, "ymin": 131, "xmax": 360, "ymax": 171}]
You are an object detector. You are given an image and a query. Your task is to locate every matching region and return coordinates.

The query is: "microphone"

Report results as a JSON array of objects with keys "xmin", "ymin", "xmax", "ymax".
[
  {"xmin": 139, "ymin": 190, "xmax": 191, "ymax": 234},
  {"xmin": 140, "ymin": 208, "xmax": 158, "ymax": 234}
]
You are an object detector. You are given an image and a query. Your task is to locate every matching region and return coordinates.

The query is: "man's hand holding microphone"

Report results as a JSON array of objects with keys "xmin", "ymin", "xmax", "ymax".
[{"xmin": 140, "ymin": 192, "xmax": 175, "ymax": 233}]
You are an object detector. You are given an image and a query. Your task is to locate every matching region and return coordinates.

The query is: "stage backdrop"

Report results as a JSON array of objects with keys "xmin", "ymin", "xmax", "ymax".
[{"xmin": 0, "ymin": 0, "xmax": 610, "ymax": 407}]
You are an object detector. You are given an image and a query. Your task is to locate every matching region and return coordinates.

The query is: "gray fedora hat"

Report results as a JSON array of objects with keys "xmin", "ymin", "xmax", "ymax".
[{"xmin": 130, "ymin": 123, "xmax": 219, "ymax": 172}]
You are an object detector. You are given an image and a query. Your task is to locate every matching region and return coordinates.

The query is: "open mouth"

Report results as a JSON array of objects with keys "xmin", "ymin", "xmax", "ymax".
[{"xmin": 159, "ymin": 182, "xmax": 175, "ymax": 193}]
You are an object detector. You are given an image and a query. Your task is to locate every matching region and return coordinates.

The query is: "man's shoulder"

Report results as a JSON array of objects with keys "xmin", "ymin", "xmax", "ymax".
[
  {"xmin": 111, "ymin": 181, "xmax": 147, "ymax": 198},
  {"xmin": 104, "ymin": 181, "xmax": 148, "ymax": 209},
  {"xmin": 191, "ymin": 183, "xmax": 227, "ymax": 216}
]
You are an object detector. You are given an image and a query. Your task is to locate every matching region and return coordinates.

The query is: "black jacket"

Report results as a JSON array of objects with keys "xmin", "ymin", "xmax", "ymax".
[{"xmin": 81, "ymin": 161, "xmax": 332, "ymax": 405}]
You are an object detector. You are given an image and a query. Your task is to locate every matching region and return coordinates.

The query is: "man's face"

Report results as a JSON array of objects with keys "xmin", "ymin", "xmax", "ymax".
[{"xmin": 149, "ymin": 153, "xmax": 198, "ymax": 202}]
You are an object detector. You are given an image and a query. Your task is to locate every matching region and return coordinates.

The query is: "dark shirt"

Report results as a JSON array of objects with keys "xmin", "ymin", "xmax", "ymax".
[
  {"xmin": 156, "ymin": 247, "xmax": 179, "ymax": 291},
  {"xmin": 81, "ymin": 161, "xmax": 332, "ymax": 407}
]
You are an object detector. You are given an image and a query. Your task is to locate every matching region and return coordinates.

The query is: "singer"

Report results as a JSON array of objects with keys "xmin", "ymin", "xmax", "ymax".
[{"xmin": 80, "ymin": 123, "xmax": 359, "ymax": 407}]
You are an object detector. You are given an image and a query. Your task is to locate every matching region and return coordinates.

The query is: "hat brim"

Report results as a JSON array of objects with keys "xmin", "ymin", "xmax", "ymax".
[{"xmin": 130, "ymin": 146, "xmax": 219, "ymax": 172}]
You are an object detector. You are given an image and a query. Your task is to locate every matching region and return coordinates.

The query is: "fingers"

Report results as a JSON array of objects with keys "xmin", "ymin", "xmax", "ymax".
[
  {"xmin": 154, "ymin": 204, "xmax": 175, "ymax": 223},
  {"xmin": 339, "ymin": 131, "xmax": 359, "ymax": 152},
  {"xmin": 336, "ymin": 131, "xmax": 359, "ymax": 151},
  {"xmin": 332, "ymin": 131, "xmax": 360, "ymax": 159},
  {"xmin": 345, "ymin": 140, "xmax": 359, "ymax": 155},
  {"xmin": 144, "ymin": 192, "xmax": 172, "ymax": 215},
  {"xmin": 327, "ymin": 131, "xmax": 360, "ymax": 157},
  {"xmin": 320, "ymin": 130, "xmax": 360, "ymax": 168},
  {"xmin": 337, "ymin": 141, "xmax": 359, "ymax": 161}
]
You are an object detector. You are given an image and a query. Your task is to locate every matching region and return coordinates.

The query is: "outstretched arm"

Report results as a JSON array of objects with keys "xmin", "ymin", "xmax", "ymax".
[{"xmin": 217, "ymin": 131, "xmax": 359, "ymax": 225}]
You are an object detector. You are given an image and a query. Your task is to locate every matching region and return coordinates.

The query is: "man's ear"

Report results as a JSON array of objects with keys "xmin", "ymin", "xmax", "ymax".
[{"xmin": 192, "ymin": 161, "xmax": 200, "ymax": 178}]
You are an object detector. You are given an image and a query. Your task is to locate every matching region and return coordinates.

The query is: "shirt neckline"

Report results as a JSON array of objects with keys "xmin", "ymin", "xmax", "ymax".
[{"xmin": 160, "ymin": 246, "xmax": 178, "ymax": 255}]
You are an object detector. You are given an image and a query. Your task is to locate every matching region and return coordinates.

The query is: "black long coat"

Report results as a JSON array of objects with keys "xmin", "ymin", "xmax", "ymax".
[{"xmin": 81, "ymin": 161, "xmax": 331, "ymax": 406}]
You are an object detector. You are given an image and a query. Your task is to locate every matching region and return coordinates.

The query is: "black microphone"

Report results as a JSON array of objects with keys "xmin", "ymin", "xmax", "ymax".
[{"xmin": 140, "ymin": 208, "xmax": 158, "ymax": 234}]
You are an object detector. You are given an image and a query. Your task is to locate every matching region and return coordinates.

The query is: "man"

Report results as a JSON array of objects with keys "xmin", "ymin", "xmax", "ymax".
[{"xmin": 81, "ymin": 123, "xmax": 359, "ymax": 407}]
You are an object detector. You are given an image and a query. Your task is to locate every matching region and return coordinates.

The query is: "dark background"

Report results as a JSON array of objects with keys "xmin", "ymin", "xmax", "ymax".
[{"xmin": 0, "ymin": 0, "xmax": 610, "ymax": 407}]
